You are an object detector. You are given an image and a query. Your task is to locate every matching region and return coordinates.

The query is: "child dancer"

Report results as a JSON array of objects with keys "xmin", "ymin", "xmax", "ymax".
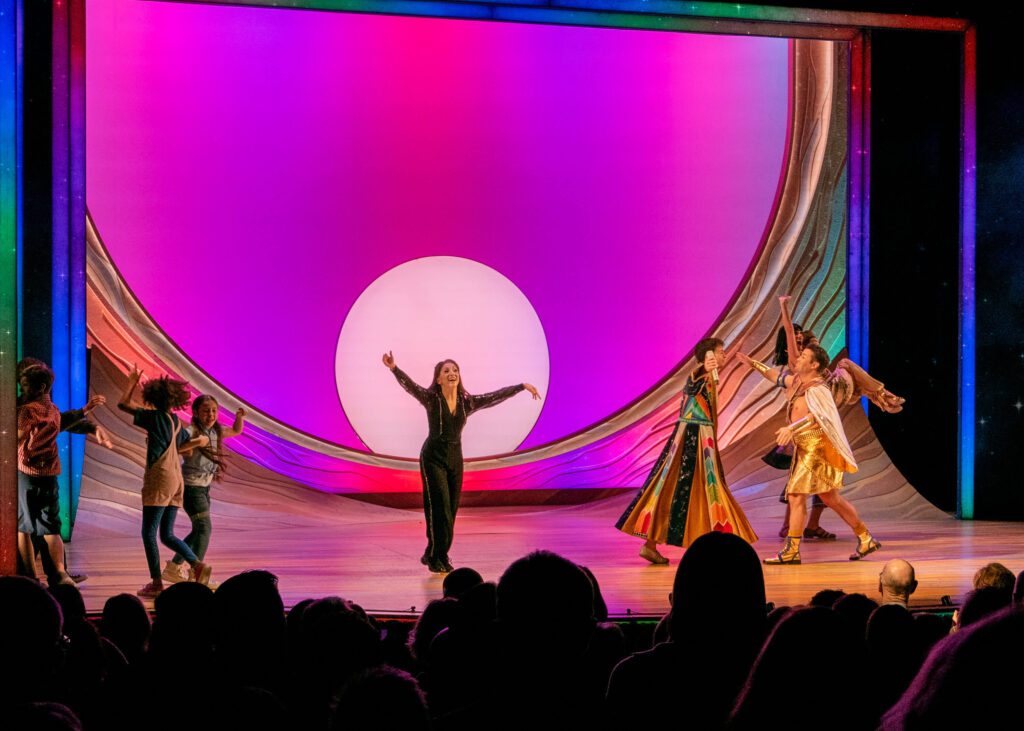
[
  {"xmin": 16, "ymin": 362, "xmax": 75, "ymax": 586},
  {"xmin": 118, "ymin": 366, "xmax": 212, "ymax": 597},
  {"xmin": 161, "ymin": 395, "xmax": 246, "ymax": 583}
]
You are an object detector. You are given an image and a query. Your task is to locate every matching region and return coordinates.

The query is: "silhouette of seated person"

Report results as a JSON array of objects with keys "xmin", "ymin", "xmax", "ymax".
[
  {"xmin": 880, "ymin": 605, "xmax": 1024, "ymax": 728},
  {"xmin": 607, "ymin": 532, "xmax": 768, "ymax": 730},
  {"xmin": 729, "ymin": 606, "xmax": 870, "ymax": 731}
]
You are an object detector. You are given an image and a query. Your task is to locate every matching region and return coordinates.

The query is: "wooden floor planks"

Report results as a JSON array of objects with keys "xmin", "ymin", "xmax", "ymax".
[{"xmin": 64, "ymin": 493, "xmax": 1023, "ymax": 616}]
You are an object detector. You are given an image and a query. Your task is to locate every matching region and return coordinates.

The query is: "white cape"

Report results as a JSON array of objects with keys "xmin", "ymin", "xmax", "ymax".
[{"xmin": 804, "ymin": 384, "xmax": 858, "ymax": 472}]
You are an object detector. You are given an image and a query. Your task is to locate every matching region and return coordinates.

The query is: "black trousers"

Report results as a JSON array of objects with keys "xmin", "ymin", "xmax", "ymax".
[{"xmin": 420, "ymin": 441, "xmax": 463, "ymax": 562}]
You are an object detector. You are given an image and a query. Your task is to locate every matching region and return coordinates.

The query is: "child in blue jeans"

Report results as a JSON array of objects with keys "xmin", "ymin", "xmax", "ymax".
[
  {"xmin": 162, "ymin": 394, "xmax": 246, "ymax": 584},
  {"xmin": 118, "ymin": 366, "xmax": 211, "ymax": 598}
]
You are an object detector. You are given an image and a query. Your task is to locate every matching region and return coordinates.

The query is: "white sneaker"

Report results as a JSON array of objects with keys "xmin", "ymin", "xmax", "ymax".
[{"xmin": 161, "ymin": 561, "xmax": 187, "ymax": 584}]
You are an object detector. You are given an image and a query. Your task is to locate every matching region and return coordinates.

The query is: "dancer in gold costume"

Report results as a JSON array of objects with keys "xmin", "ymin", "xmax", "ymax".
[{"xmin": 738, "ymin": 332, "xmax": 881, "ymax": 564}]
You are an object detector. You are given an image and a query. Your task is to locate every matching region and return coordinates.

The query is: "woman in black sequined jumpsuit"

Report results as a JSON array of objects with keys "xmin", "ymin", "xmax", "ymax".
[{"xmin": 382, "ymin": 352, "xmax": 541, "ymax": 574}]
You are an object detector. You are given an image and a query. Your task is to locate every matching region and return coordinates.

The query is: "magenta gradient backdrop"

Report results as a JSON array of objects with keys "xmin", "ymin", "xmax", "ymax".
[{"xmin": 86, "ymin": 1, "xmax": 790, "ymax": 453}]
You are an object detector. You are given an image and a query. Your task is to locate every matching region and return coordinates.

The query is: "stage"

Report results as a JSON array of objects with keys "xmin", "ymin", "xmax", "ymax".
[{"xmin": 65, "ymin": 491, "xmax": 1022, "ymax": 616}]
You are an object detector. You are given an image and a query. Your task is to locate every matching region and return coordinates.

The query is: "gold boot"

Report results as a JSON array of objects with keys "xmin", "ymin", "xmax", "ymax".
[
  {"xmin": 849, "ymin": 530, "xmax": 881, "ymax": 560},
  {"xmin": 764, "ymin": 536, "xmax": 801, "ymax": 565}
]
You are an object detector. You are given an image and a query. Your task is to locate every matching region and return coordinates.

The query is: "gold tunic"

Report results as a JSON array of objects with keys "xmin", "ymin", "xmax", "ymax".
[{"xmin": 786, "ymin": 426, "xmax": 855, "ymax": 495}]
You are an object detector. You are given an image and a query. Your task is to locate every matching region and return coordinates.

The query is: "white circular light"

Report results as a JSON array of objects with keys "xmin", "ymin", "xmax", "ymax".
[{"xmin": 336, "ymin": 256, "xmax": 549, "ymax": 458}]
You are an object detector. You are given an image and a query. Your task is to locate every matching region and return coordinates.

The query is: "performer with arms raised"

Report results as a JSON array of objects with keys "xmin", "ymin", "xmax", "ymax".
[
  {"xmin": 616, "ymin": 337, "xmax": 757, "ymax": 565},
  {"xmin": 382, "ymin": 352, "xmax": 541, "ymax": 574}
]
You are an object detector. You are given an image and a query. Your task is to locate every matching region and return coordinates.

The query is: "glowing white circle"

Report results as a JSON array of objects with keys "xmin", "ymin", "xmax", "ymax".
[{"xmin": 336, "ymin": 256, "xmax": 549, "ymax": 458}]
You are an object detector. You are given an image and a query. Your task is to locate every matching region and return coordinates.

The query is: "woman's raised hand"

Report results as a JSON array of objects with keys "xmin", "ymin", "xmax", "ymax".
[
  {"xmin": 735, "ymin": 352, "xmax": 754, "ymax": 367},
  {"xmin": 523, "ymin": 383, "xmax": 542, "ymax": 400},
  {"xmin": 381, "ymin": 351, "xmax": 396, "ymax": 370}
]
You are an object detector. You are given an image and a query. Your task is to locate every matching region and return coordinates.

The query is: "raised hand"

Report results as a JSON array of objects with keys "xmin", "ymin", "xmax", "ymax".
[
  {"xmin": 735, "ymin": 352, "xmax": 754, "ymax": 367},
  {"xmin": 381, "ymin": 351, "xmax": 396, "ymax": 370},
  {"xmin": 523, "ymin": 383, "xmax": 542, "ymax": 400},
  {"xmin": 236, "ymin": 407, "xmax": 248, "ymax": 419},
  {"xmin": 83, "ymin": 394, "xmax": 106, "ymax": 414},
  {"xmin": 703, "ymin": 350, "xmax": 719, "ymax": 373}
]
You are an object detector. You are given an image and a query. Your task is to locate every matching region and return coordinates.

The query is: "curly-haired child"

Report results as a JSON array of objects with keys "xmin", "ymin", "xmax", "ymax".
[{"xmin": 118, "ymin": 366, "xmax": 212, "ymax": 598}]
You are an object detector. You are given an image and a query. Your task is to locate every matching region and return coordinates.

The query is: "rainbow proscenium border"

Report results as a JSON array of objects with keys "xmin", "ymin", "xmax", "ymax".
[
  {"xmin": 1, "ymin": 0, "xmax": 22, "ymax": 573},
  {"xmin": 1, "ymin": 2, "xmax": 974, "ymax": 535}
]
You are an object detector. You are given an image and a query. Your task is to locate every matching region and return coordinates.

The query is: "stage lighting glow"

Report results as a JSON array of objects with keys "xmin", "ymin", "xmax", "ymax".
[
  {"xmin": 86, "ymin": 0, "xmax": 788, "ymax": 453},
  {"xmin": 335, "ymin": 256, "xmax": 548, "ymax": 458}
]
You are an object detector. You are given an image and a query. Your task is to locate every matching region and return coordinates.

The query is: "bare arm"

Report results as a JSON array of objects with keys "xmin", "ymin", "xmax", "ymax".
[
  {"xmin": 117, "ymin": 367, "xmax": 143, "ymax": 414},
  {"xmin": 779, "ymin": 295, "xmax": 801, "ymax": 370},
  {"xmin": 223, "ymin": 407, "xmax": 247, "ymax": 438},
  {"xmin": 180, "ymin": 434, "xmax": 209, "ymax": 452},
  {"xmin": 736, "ymin": 352, "xmax": 793, "ymax": 389}
]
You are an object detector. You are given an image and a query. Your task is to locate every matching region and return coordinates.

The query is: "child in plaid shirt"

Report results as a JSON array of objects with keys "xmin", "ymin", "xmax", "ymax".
[{"xmin": 16, "ymin": 362, "xmax": 75, "ymax": 585}]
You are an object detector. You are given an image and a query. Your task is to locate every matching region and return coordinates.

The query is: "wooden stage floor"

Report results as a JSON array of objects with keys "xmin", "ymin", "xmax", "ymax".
[{"xmin": 67, "ymin": 493, "xmax": 1023, "ymax": 616}]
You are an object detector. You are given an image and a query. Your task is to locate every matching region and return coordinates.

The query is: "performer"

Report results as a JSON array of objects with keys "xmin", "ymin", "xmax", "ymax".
[
  {"xmin": 766, "ymin": 296, "xmax": 904, "ymax": 540},
  {"xmin": 382, "ymin": 352, "xmax": 541, "ymax": 574},
  {"xmin": 161, "ymin": 395, "xmax": 247, "ymax": 584},
  {"xmin": 17, "ymin": 356, "xmax": 112, "ymax": 585},
  {"xmin": 616, "ymin": 338, "xmax": 757, "ymax": 565},
  {"xmin": 15, "ymin": 362, "xmax": 76, "ymax": 586},
  {"xmin": 738, "ymin": 341, "xmax": 881, "ymax": 564},
  {"xmin": 118, "ymin": 366, "xmax": 213, "ymax": 596}
]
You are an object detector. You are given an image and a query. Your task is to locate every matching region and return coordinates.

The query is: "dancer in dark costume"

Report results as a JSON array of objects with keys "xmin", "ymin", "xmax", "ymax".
[
  {"xmin": 616, "ymin": 338, "xmax": 757, "ymax": 565},
  {"xmin": 382, "ymin": 352, "xmax": 541, "ymax": 574}
]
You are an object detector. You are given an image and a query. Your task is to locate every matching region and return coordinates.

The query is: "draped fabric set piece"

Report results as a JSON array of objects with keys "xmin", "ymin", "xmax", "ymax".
[
  {"xmin": 616, "ymin": 367, "xmax": 757, "ymax": 548},
  {"xmin": 392, "ymin": 367, "xmax": 524, "ymax": 569}
]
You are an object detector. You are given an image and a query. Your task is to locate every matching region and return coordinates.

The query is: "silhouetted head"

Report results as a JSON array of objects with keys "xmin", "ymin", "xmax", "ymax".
[
  {"xmin": 331, "ymin": 666, "xmax": 429, "ymax": 731},
  {"xmin": 669, "ymin": 531, "xmax": 766, "ymax": 642},
  {"xmin": 731, "ymin": 607, "xmax": 866, "ymax": 730},
  {"xmin": 809, "ymin": 588, "xmax": 846, "ymax": 608},
  {"xmin": 497, "ymin": 550, "xmax": 595, "ymax": 656},
  {"xmin": 100, "ymin": 593, "xmax": 151, "ymax": 664},
  {"xmin": 442, "ymin": 567, "xmax": 483, "ymax": 599},
  {"xmin": 0, "ymin": 577, "xmax": 64, "ymax": 702},
  {"xmin": 50, "ymin": 583, "xmax": 87, "ymax": 625},
  {"xmin": 881, "ymin": 606, "xmax": 1024, "ymax": 729},
  {"xmin": 832, "ymin": 592, "xmax": 879, "ymax": 638},
  {"xmin": 959, "ymin": 586, "xmax": 1012, "ymax": 630}
]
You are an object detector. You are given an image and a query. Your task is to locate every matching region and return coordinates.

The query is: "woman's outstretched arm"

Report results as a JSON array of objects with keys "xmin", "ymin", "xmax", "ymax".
[
  {"xmin": 382, "ymin": 351, "xmax": 432, "ymax": 406},
  {"xmin": 466, "ymin": 382, "xmax": 538, "ymax": 414}
]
